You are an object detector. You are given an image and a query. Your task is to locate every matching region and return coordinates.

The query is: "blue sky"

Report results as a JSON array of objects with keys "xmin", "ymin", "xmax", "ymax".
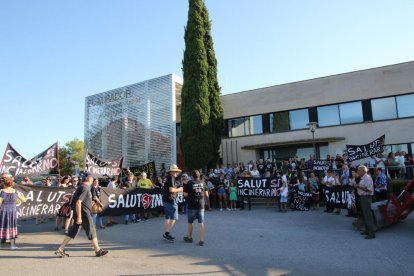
[{"xmin": 1, "ymin": 0, "xmax": 413, "ymax": 158}]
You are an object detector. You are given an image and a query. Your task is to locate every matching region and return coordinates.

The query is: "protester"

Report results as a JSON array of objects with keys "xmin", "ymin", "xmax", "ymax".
[
  {"xmin": 178, "ymin": 173, "xmax": 189, "ymax": 215},
  {"xmin": 322, "ymin": 170, "xmax": 335, "ymax": 213},
  {"xmin": 55, "ymin": 177, "xmax": 71, "ymax": 232},
  {"xmin": 355, "ymin": 165, "xmax": 375, "ymax": 239},
  {"xmin": 374, "ymin": 168, "xmax": 388, "ymax": 201},
  {"xmin": 183, "ymin": 170, "xmax": 208, "ymax": 246},
  {"xmin": 278, "ymin": 177, "xmax": 289, "ymax": 212},
  {"xmin": 0, "ymin": 173, "xmax": 27, "ymax": 249},
  {"xmin": 308, "ymin": 172, "xmax": 320, "ymax": 210},
  {"xmin": 228, "ymin": 181, "xmax": 238, "ymax": 210},
  {"xmin": 68, "ymin": 176, "xmax": 79, "ymax": 188},
  {"xmin": 137, "ymin": 172, "xmax": 154, "ymax": 220},
  {"xmin": 162, "ymin": 164, "xmax": 183, "ymax": 242},
  {"xmin": 121, "ymin": 172, "xmax": 136, "ymax": 224},
  {"xmin": 54, "ymin": 173, "xmax": 108, "ymax": 257},
  {"xmin": 106, "ymin": 176, "xmax": 118, "ymax": 226},
  {"xmin": 19, "ymin": 176, "xmax": 33, "ymax": 185},
  {"xmin": 91, "ymin": 178, "xmax": 105, "ymax": 229},
  {"xmin": 217, "ymin": 175, "xmax": 229, "ymax": 211}
]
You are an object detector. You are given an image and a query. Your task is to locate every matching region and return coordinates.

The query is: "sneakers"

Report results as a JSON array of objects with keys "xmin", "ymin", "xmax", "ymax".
[
  {"xmin": 95, "ymin": 249, "xmax": 109, "ymax": 257},
  {"xmin": 198, "ymin": 241, "xmax": 204, "ymax": 246},
  {"xmin": 54, "ymin": 248, "xmax": 70, "ymax": 258},
  {"xmin": 163, "ymin": 233, "xmax": 175, "ymax": 242},
  {"xmin": 183, "ymin": 236, "xmax": 193, "ymax": 243},
  {"xmin": 220, "ymin": 208, "xmax": 223, "ymax": 211},
  {"xmin": 10, "ymin": 245, "xmax": 19, "ymax": 250}
]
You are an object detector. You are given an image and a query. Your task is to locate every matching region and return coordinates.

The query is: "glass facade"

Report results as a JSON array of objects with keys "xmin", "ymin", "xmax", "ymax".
[{"xmin": 85, "ymin": 74, "xmax": 181, "ymax": 168}]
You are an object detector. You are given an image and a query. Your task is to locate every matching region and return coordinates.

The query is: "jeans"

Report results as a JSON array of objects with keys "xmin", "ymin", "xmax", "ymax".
[
  {"xmin": 125, "ymin": 214, "xmax": 136, "ymax": 222},
  {"xmin": 92, "ymin": 214, "xmax": 104, "ymax": 227}
]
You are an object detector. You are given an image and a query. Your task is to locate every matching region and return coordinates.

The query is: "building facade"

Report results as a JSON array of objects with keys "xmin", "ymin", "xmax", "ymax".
[
  {"xmin": 85, "ymin": 74, "xmax": 183, "ymax": 169},
  {"xmin": 219, "ymin": 61, "xmax": 414, "ymax": 164}
]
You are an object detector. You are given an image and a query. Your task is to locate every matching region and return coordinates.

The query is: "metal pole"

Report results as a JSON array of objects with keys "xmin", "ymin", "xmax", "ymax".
[{"xmin": 312, "ymin": 131, "xmax": 316, "ymax": 158}]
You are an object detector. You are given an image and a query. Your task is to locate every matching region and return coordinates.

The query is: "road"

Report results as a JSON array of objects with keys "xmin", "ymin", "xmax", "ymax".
[{"xmin": 1, "ymin": 207, "xmax": 413, "ymax": 276}]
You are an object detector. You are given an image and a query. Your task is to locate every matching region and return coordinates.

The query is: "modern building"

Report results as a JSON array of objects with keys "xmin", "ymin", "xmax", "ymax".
[
  {"xmin": 85, "ymin": 74, "xmax": 183, "ymax": 169},
  {"xmin": 85, "ymin": 61, "xmax": 413, "ymax": 171},
  {"xmin": 218, "ymin": 61, "xmax": 414, "ymax": 165}
]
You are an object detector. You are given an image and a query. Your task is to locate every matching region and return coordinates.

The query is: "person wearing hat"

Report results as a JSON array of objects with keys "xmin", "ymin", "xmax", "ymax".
[
  {"xmin": 162, "ymin": 164, "xmax": 183, "ymax": 242},
  {"xmin": 54, "ymin": 173, "xmax": 109, "ymax": 257}
]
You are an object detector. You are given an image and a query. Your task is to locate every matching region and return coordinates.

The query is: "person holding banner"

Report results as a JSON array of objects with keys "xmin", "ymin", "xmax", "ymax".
[
  {"xmin": 0, "ymin": 173, "xmax": 27, "ymax": 250},
  {"xmin": 54, "ymin": 174, "xmax": 109, "ymax": 257},
  {"xmin": 355, "ymin": 165, "xmax": 375, "ymax": 239},
  {"xmin": 121, "ymin": 172, "xmax": 136, "ymax": 224},
  {"xmin": 162, "ymin": 164, "xmax": 183, "ymax": 242}
]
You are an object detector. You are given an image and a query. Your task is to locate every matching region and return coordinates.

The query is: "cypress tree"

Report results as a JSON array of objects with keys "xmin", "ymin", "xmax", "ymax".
[
  {"xmin": 181, "ymin": 0, "xmax": 213, "ymax": 170},
  {"xmin": 202, "ymin": 3, "xmax": 224, "ymax": 168}
]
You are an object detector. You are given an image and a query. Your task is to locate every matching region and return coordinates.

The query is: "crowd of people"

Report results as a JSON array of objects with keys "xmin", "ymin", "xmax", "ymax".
[{"xmin": 0, "ymin": 151, "xmax": 413, "ymax": 251}]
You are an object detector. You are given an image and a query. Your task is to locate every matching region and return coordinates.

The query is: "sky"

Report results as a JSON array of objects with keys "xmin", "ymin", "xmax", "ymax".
[{"xmin": 1, "ymin": 0, "xmax": 413, "ymax": 158}]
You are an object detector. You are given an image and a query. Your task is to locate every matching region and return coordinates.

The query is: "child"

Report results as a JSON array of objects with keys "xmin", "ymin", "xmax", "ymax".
[
  {"xmin": 279, "ymin": 179, "xmax": 289, "ymax": 212},
  {"xmin": 229, "ymin": 182, "xmax": 238, "ymax": 210}
]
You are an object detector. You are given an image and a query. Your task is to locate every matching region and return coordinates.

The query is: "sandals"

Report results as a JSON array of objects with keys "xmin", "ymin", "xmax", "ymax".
[{"xmin": 54, "ymin": 248, "xmax": 70, "ymax": 258}]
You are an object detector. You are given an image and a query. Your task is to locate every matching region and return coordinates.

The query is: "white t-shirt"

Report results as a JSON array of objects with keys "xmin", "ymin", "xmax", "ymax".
[
  {"xmin": 280, "ymin": 185, "xmax": 289, "ymax": 197},
  {"xmin": 107, "ymin": 181, "xmax": 117, "ymax": 189}
]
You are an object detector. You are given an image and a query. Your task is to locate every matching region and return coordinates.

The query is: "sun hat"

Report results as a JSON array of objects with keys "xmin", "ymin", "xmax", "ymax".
[{"xmin": 168, "ymin": 164, "xmax": 182, "ymax": 172}]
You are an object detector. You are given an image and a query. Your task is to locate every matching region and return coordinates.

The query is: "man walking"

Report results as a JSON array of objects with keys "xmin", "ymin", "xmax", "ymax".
[
  {"xmin": 356, "ymin": 165, "xmax": 376, "ymax": 239},
  {"xmin": 54, "ymin": 173, "xmax": 109, "ymax": 257},
  {"xmin": 162, "ymin": 164, "xmax": 183, "ymax": 242},
  {"xmin": 183, "ymin": 170, "xmax": 208, "ymax": 246}
]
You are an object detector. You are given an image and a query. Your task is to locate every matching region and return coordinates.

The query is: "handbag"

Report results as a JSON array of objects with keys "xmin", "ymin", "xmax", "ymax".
[
  {"xmin": 0, "ymin": 189, "xmax": 3, "ymax": 207},
  {"xmin": 91, "ymin": 201, "xmax": 103, "ymax": 214}
]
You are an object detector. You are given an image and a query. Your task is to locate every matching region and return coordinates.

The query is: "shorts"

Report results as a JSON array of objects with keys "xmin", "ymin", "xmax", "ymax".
[
  {"xmin": 217, "ymin": 188, "xmax": 225, "ymax": 196},
  {"xmin": 280, "ymin": 195, "xmax": 288, "ymax": 203},
  {"xmin": 164, "ymin": 202, "xmax": 178, "ymax": 220},
  {"xmin": 67, "ymin": 211, "xmax": 97, "ymax": 240},
  {"xmin": 187, "ymin": 209, "xmax": 205, "ymax": 224}
]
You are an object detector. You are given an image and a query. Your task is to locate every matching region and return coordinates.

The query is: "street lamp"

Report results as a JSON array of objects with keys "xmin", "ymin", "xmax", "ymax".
[{"xmin": 307, "ymin": 122, "xmax": 318, "ymax": 158}]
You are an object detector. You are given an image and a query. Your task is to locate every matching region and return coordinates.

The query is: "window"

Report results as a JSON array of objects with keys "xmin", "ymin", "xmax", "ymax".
[
  {"xmin": 251, "ymin": 115, "xmax": 263, "ymax": 135},
  {"xmin": 371, "ymin": 97, "xmax": 397, "ymax": 121},
  {"xmin": 290, "ymin": 109, "xmax": 309, "ymax": 130},
  {"xmin": 228, "ymin": 115, "xmax": 263, "ymax": 137},
  {"xmin": 270, "ymin": 111, "xmax": 289, "ymax": 132},
  {"xmin": 397, "ymin": 94, "xmax": 414, "ymax": 118},
  {"xmin": 339, "ymin": 102, "xmax": 363, "ymax": 124},
  {"xmin": 228, "ymin": 118, "xmax": 245, "ymax": 137},
  {"xmin": 317, "ymin": 105, "xmax": 340, "ymax": 127}
]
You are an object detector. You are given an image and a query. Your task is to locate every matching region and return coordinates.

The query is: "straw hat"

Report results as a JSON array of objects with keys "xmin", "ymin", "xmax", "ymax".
[{"xmin": 168, "ymin": 164, "xmax": 182, "ymax": 172}]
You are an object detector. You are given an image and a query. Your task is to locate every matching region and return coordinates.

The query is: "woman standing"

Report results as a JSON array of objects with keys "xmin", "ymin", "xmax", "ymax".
[
  {"xmin": 91, "ymin": 179, "xmax": 105, "ymax": 229},
  {"xmin": 0, "ymin": 173, "xmax": 27, "ymax": 249}
]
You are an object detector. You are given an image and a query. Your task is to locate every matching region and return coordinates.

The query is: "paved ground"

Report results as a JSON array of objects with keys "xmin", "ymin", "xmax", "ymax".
[{"xmin": 1, "ymin": 207, "xmax": 414, "ymax": 276}]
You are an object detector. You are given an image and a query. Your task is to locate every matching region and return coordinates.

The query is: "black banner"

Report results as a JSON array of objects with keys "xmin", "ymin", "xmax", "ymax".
[
  {"xmin": 290, "ymin": 190, "xmax": 312, "ymax": 211},
  {"xmin": 15, "ymin": 185, "xmax": 74, "ymax": 219},
  {"xmin": 313, "ymin": 160, "xmax": 329, "ymax": 172},
  {"xmin": 100, "ymin": 187, "xmax": 164, "ymax": 216},
  {"xmin": 346, "ymin": 135, "xmax": 385, "ymax": 162},
  {"xmin": 122, "ymin": 161, "xmax": 156, "ymax": 177},
  {"xmin": 85, "ymin": 152, "xmax": 123, "ymax": 178},
  {"xmin": 0, "ymin": 142, "xmax": 59, "ymax": 177},
  {"xmin": 323, "ymin": 185, "xmax": 355, "ymax": 209},
  {"xmin": 237, "ymin": 177, "xmax": 281, "ymax": 198}
]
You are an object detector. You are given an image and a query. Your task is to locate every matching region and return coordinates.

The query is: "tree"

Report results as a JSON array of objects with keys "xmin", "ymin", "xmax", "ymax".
[
  {"xmin": 59, "ymin": 138, "xmax": 84, "ymax": 176},
  {"xmin": 202, "ymin": 3, "xmax": 224, "ymax": 168},
  {"xmin": 181, "ymin": 0, "xmax": 214, "ymax": 170}
]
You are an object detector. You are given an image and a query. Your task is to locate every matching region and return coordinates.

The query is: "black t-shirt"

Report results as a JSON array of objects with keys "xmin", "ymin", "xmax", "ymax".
[
  {"xmin": 257, "ymin": 164, "xmax": 266, "ymax": 175},
  {"xmin": 71, "ymin": 184, "xmax": 92, "ymax": 213},
  {"xmin": 163, "ymin": 174, "xmax": 176, "ymax": 203},
  {"xmin": 184, "ymin": 180, "xmax": 207, "ymax": 210}
]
